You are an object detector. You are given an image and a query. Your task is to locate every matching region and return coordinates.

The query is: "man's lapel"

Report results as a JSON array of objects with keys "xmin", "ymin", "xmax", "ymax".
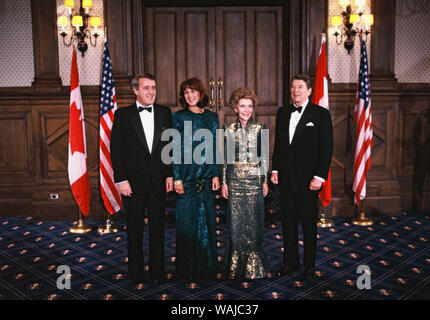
[
  {"xmin": 285, "ymin": 105, "xmax": 292, "ymax": 145},
  {"xmin": 130, "ymin": 104, "xmax": 151, "ymax": 154},
  {"xmin": 151, "ymin": 104, "xmax": 162, "ymax": 154}
]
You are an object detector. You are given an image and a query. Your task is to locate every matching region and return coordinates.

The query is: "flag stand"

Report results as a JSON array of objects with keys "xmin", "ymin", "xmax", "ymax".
[
  {"xmin": 317, "ymin": 201, "xmax": 334, "ymax": 228},
  {"xmin": 98, "ymin": 212, "xmax": 120, "ymax": 234},
  {"xmin": 351, "ymin": 200, "xmax": 374, "ymax": 226},
  {"xmin": 70, "ymin": 210, "xmax": 92, "ymax": 233}
]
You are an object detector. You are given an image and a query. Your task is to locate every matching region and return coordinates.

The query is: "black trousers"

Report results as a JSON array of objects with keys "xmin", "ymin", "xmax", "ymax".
[
  {"xmin": 279, "ymin": 185, "xmax": 318, "ymax": 270},
  {"xmin": 122, "ymin": 188, "xmax": 165, "ymax": 280}
]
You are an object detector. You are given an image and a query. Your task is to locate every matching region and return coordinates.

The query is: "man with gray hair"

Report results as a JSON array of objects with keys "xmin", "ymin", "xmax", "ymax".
[{"xmin": 111, "ymin": 73, "xmax": 173, "ymax": 284}]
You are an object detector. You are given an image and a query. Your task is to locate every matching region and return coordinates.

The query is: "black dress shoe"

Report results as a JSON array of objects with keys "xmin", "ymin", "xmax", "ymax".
[
  {"xmin": 277, "ymin": 265, "xmax": 300, "ymax": 276},
  {"xmin": 301, "ymin": 268, "xmax": 316, "ymax": 281}
]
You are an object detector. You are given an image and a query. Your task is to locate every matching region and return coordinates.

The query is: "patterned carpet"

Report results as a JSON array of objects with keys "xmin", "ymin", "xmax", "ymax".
[{"xmin": 1, "ymin": 207, "xmax": 429, "ymax": 301}]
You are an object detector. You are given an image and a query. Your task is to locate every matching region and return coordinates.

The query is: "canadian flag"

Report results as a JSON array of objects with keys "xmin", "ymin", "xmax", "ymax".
[
  {"xmin": 68, "ymin": 45, "xmax": 90, "ymax": 216},
  {"xmin": 312, "ymin": 34, "xmax": 332, "ymax": 207}
]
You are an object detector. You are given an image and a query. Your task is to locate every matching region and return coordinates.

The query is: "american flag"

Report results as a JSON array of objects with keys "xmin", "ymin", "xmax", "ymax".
[
  {"xmin": 99, "ymin": 40, "xmax": 121, "ymax": 214},
  {"xmin": 352, "ymin": 39, "xmax": 373, "ymax": 204}
]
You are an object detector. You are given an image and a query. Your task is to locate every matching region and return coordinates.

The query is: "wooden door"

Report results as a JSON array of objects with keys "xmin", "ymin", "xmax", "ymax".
[
  {"xmin": 144, "ymin": 7, "xmax": 216, "ymax": 113},
  {"xmin": 144, "ymin": 6, "xmax": 283, "ymax": 162},
  {"xmin": 144, "ymin": 6, "xmax": 283, "ymax": 115},
  {"xmin": 214, "ymin": 7, "xmax": 283, "ymax": 128}
]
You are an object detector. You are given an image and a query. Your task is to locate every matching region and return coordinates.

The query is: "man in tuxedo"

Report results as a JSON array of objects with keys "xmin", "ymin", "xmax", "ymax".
[
  {"xmin": 271, "ymin": 73, "xmax": 333, "ymax": 281},
  {"xmin": 110, "ymin": 73, "xmax": 173, "ymax": 284}
]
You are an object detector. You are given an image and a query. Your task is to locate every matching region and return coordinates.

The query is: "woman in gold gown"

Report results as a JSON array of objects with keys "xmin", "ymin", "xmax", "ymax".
[{"xmin": 221, "ymin": 87, "xmax": 270, "ymax": 280}]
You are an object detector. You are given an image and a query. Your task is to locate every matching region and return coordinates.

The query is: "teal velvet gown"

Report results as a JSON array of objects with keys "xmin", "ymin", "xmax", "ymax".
[
  {"xmin": 172, "ymin": 108, "xmax": 219, "ymax": 279},
  {"xmin": 222, "ymin": 118, "xmax": 270, "ymax": 280}
]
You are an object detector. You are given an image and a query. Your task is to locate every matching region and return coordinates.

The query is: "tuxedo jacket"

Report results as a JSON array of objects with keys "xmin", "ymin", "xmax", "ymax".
[
  {"xmin": 272, "ymin": 102, "xmax": 333, "ymax": 194},
  {"xmin": 110, "ymin": 103, "xmax": 173, "ymax": 194}
]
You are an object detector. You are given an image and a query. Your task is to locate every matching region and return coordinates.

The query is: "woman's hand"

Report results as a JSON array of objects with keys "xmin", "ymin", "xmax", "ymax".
[
  {"xmin": 212, "ymin": 177, "xmax": 220, "ymax": 191},
  {"xmin": 174, "ymin": 181, "xmax": 184, "ymax": 194},
  {"xmin": 165, "ymin": 177, "xmax": 173, "ymax": 193},
  {"xmin": 263, "ymin": 183, "xmax": 269, "ymax": 197},
  {"xmin": 221, "ymin": 184, "xmax": 228, "ymax": 199}
]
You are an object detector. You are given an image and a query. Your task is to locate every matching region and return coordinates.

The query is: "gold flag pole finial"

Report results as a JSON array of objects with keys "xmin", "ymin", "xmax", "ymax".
[
  {"xmin": 351, "ymin": 199, "xmax": 374, "ymax": 226},
  {"xmin": 69, "ymin": 210, "xmax": 92, "ymax": 233},
  {"xmin": 317, "ymin": 200, "xmax": 334, "ymax": 228}
]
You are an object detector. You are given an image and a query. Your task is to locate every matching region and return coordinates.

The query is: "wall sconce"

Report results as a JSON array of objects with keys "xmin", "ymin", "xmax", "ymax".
[
  {"xmin": 57, "ymin": 0, "xmax": 102, "ymax": 57},
  {"xmin": 330, "ymin": 0, "xmax": 374, "ymax": 54}
]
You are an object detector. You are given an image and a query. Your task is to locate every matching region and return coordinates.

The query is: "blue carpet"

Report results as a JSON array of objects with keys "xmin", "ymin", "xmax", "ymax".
[{"xmin": 1, "ymin": 212, "xmax": 429, "ymax": 300}]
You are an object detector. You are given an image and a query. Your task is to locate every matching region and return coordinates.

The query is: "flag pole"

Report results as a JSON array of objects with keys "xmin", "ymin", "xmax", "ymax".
[
  {"xmin": 97, "ymin": 211, "xmax": 120, "ymax": 234},
  {"xmin": 351, "ymin": 199, "xmax": 374, "ymax": 226},
  {"xmin": 317, "ymin": 200, "xmax": 334, "ymax": 228},
  {"xmin": 70, "ymin": 209, "xmax": 92, "ymax": 233}
]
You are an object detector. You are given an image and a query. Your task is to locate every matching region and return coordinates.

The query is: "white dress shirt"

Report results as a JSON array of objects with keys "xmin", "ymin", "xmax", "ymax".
[
  {"xmin": 136, "ymin": 101, "xmax": 154, "ymax": 153},
  {"xmin": 289, "ymin": 99, "xmax": 308, "ymax": 144}
]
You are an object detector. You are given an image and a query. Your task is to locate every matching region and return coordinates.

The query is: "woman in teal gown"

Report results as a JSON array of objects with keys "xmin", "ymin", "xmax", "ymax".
[
  {"xmin": 173, "ymin": 78, "xmax": 220, "ymax": 280},
  {"xmin": 221, "ymin": 87, "xmax": 270, "ymax": 280}
]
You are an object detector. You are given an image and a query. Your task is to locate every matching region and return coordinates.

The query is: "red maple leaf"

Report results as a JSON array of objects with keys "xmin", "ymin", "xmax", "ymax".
[{"xmin": 69, "ymin": 101, "xmax": 85, "ymax": 155}]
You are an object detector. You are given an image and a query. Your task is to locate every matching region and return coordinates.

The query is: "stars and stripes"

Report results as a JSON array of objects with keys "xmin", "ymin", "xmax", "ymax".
[
  {"xmin": 352, "ymin": 39, "xmax": 373, "ymax": 204},
  {"xmin": 99, "ymin": 40, "xmax": 121, "ymax": 214}
]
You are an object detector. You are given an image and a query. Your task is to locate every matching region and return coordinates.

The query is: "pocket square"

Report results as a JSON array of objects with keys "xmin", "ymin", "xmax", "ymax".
[{"xmin": 306, "ymin": 122, "xmax": 314, "ymax": 126}]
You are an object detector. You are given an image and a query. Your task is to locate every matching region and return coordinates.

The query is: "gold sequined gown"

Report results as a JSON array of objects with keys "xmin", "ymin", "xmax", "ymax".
[{"xmin": 222, "ymin": 118, "xmax": 270, "ymax": 280}]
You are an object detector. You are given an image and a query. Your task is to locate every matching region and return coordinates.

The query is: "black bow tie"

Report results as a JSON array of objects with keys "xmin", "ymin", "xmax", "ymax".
[
  {"xmin": 138, "ymin": 106, "xmax": 152, "ymax": 113},
  {"xmin": 291, "ymin": 105, "xmax": 303, "ymax": 114}
]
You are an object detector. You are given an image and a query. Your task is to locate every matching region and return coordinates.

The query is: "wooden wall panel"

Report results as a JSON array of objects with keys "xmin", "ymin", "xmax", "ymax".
[
  {"xmin": 0, "ymin": 103, "xmax": 34, "ymax": 181},
  {"xmin": 145, "ymin": 7, "xmax": 216, "ymax": 109},
  {"xmin": 255, "ymin": 11, "xmax": 280, "ymax": 106},
  {"xmin": 39, "ymin": 110, "xmax": 69, "ymax": 181},
  {"xmin": 0, "ymin": 102, "xmax": 34, "ymax": 216},
  {"xmin": 398, "ymin": 91, "xmax": 430, "ymax": 212},
  {"xmin": 153, "ymin": 12, "xmax": 177, "ymax": 106},
  {"xmin": 184, "ymin": 11, "xmax": 209, "ymax": 81},
  {"xmin": 220, "ymin": 10, "xmax": 247, "ymax": 99}
]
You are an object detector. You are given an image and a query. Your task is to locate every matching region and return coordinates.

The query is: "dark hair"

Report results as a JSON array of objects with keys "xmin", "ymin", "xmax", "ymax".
[
  {"xmin": 229, "ymin": 87, "xmax": 258, "ymax": 109},
  {"xmin": 291, "ymin": 73, "xmax": 312, "ymax": 89},
  {"xmin": 131, "ymin": 73, "xmax": 156, "ymax": 91},
  {"xmin": 178, "ymin": 78, "xmax": 209, "ymax": 108}
]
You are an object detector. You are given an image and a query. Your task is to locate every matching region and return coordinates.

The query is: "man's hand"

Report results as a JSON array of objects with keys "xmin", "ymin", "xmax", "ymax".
[
  {"xmin": 166, "ymin": 177, "xmax": 173, "ymax": 193},
  {"xmin": 270, "ymin": 172, "xmax": 278, "ymax": 185},
  {"xmin": 118, "ymin": 181, "xmax": 132, "ymax": 197},
  {"xmin": 212, "ymin": 177, "xmax": 220, "ymax": 191},
  {"xmin": 221, "ymin": 184, "xmax": 228, "ymax": 199},
  {"xmin": 309, "ymin": 178, "xmax": 323, "ymax": 191}
]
